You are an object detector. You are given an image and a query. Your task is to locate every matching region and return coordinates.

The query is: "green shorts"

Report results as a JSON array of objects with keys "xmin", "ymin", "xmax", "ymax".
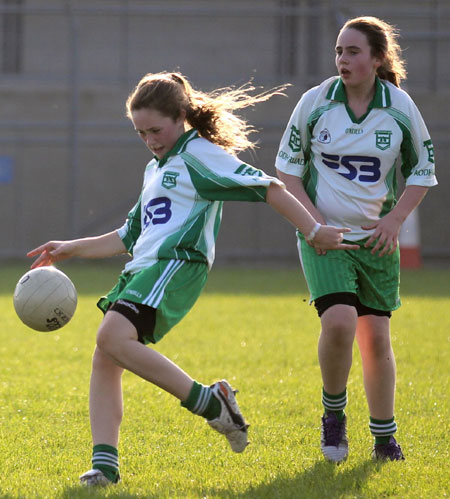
[
  {"xmin": 97, "ymin": 259, "xmax": 208, "ymax": 344},
  {"xmin": 298, "ymin": 235, "xmax": 401, "ymax": 312}
]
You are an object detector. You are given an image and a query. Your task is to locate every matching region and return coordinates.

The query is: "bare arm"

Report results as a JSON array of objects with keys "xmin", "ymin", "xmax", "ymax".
[
  {"xmin": 362, "ymin": 185, "xmax": 429, "ymax": 256},
  {"xmin": 277, "ymin": 169, "xmax": 329, "ymax": 255},
  {"xmin": 266, "ymin": 182, "xmax": 359, "ymax": 251},
  {"xmin": 27, "ymin": 230, "xmax": 127, "ymax": 268}
]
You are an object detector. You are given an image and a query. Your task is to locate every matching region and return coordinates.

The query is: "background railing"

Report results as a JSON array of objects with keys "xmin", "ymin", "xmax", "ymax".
[{"xmin": 1, "ymin": 0, "xmax": 449, "ymax": 262}]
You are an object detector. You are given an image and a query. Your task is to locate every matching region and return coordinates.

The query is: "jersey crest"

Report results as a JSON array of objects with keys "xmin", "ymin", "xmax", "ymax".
[
  {"xmin": 423, "ymin": 139, "xmax": 435, "ymax": 163},
  {"xmin": 288, "ymin": 125, "xmax": 301, "ymax": 152},
  {"xmin": 162, "ymin": 171, "xmax": 179, "ymax": 189},
  {"xmin": 375, "ymin": 130, "xmax": 392, "ymax": 151}
]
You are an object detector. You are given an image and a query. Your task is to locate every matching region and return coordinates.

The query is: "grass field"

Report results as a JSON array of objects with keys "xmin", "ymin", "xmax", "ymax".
[{"xmin": 0, "ymin": 261, "xmax": 449, "ymax": 498}]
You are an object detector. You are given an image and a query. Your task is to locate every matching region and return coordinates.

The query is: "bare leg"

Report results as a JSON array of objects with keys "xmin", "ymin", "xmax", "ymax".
[
  {"xmin": 89, "ymin": 311, "xmax": 196, "ymax": 448},
  {"xmin": 96, "ymin": 311, "xmax": 194, "ymax": 401},
  {"xmin": 356, "ymin": 315, "xmax": 396, "ymax": 419},
  {"xmin": 318, "ymin": 304, "xmax": 358, "ymax": 394},
  {"xmin": 90, "ymin": 347, "xmax": 124, "ymax": 447}
]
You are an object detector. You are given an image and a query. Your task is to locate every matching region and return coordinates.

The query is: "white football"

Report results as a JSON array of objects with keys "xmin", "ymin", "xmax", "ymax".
[{"xmin": 13, "ymin": 267, "xmax": 78, "ymax": 332}]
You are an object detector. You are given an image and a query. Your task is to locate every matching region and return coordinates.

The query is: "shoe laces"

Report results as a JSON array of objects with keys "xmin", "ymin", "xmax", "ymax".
[
  {"xmin": 322, "ymin": 413, "xmax": 345, "ymax": 446},
  {"xmin": 378, "ymin": 437, "xmax": 404, "ymax": 459}
]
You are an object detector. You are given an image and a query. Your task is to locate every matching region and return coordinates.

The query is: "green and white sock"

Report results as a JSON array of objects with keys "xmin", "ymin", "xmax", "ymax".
[
  {"xmin": 92, "ymin": 444, "xmax": 120, "ymax": 483},
  {"xmin": 181, "ymin": 381, "xmax": 221, "ymax": 420},
  {"xmin": 370, "ymin": 416, "xmax": 397, "ymax": 444},
  {"xmin": 322, "ymin": 387, "xmax": 347, "ymax": 422}
]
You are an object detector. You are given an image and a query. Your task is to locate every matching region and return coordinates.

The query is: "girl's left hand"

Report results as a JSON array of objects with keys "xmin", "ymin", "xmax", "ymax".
[{"xmin": 362, "ymin": 213, "xmax": 402, "ymax": 256}]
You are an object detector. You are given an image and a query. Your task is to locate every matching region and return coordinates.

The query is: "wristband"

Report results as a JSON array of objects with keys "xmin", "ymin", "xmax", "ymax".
[{"xmin": 305, "ymin": 222, "xmax": 321, "ymax": 242}]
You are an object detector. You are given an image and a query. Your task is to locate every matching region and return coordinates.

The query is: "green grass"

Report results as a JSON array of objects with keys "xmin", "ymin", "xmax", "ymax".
[{"xmin": 0, "ymin": 261, "xmax": 449, "ymax": 498}]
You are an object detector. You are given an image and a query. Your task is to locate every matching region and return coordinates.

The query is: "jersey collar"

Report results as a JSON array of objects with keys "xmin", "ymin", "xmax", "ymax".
[
  {"xmin": 326, "ymin": 77, "xmax": 392, "ymax": 109},
  {"xmin": 156, "ymin": 129, "xmax": 199, "ymax": 168}
]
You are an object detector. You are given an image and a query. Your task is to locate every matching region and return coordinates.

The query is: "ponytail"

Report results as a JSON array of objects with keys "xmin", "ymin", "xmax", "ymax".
[{"xmin": 127, "ymin": 71, "xmax": 288, "ymax": 153}]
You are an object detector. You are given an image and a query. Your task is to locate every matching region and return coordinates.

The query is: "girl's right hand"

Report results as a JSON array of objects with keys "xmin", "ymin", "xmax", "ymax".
[
  {"xmin": 27, "ymin": 241, "xmax": 75, "ymax": 268},
  {"xmin": 307, "ymin": 216, "xmax": 328, "ymax": 256},
  {"xmin": 313, "ymin": 226, "xmax": 360, "ymax": 251}
]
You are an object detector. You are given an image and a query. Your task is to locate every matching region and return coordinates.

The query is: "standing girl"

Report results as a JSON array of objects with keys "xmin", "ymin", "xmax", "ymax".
[
  {"xmin": 29, "ymin": 71, "xmax": 356, "ymax": 485},
  {"xmin": 276, "ymin": 17, "xmax": 437, "ymax": 462}
]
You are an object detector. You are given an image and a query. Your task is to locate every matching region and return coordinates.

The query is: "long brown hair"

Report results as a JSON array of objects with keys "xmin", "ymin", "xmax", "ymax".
[
  {"xmin": 126, "ymin": 72, "xmax": 288, "ymax": 154},
  {"xmin": 341, "ymin": 16, "xmax": 407, "ymax": 87}
]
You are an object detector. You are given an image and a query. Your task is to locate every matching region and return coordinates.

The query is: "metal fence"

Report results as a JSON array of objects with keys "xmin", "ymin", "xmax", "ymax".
[{"xmin": 1, "ymin": 0, "xmax": 449, "ymax": 261}]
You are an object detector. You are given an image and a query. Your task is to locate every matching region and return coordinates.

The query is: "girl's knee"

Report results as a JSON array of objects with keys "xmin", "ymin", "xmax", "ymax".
[
  {"xmin": 96, "ymin": 312, "xmax": 137, "ymax": 357},
  {"xmin": 92, "ymin": 345, "xmax": 116, "ymax": 370},
  {"xmin": 96, "ymin": 324, "xmax": 110, "ymax": 349},
  {"xmin": 321, "ymin": 307, "xmax": 357, "ymax": 346},
  {"xmin": 370, "ymin": 332, "xmax": 392, "ymax": 357}
]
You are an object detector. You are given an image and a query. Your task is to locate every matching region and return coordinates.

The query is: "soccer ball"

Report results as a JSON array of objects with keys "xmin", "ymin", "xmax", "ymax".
[{"xmin": 13, "ymin": 266, "xmax": 78, "ymax": 332}]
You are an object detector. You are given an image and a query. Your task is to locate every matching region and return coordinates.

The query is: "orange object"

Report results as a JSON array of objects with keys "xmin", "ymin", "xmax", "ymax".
[{"xmin": 399, "ymin": 209, "xmax": 422, "ymax": 268}]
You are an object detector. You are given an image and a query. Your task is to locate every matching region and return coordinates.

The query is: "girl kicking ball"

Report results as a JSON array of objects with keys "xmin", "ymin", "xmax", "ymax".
[{"xmin": 29, "ymin": 71, "xmax": 357, "ymax": 485}]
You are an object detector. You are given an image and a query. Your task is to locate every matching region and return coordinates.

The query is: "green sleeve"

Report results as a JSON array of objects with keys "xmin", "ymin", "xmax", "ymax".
[
  {"xmin": 182, "ymin": 152, "xmax": 271, "ymax": 202},
  {"xmin": 118, "ymin": 196, "xmax": 142, "ymax": 254}
]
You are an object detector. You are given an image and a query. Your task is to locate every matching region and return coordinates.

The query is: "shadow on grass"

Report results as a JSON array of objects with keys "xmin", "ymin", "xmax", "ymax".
[
  {"xmin": 214, "ymin": 459, "xmax": 382, "ymax": 499},
  {"xmin": 60, "ymin": 485, "xmax": 145, "ymax": 499},
  {"xmin": 58, "ymin": 459, "xmax": 382, "ymax": 498}
]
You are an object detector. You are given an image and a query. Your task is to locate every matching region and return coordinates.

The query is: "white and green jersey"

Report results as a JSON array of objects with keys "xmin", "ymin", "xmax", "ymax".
[
  {"xmin": 275, "ymin": 76, "xmax": 437, "ymax": 241},
  {"xmin": 118, "ymin": 129, "xmax": 282, "ymax": 273}
]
